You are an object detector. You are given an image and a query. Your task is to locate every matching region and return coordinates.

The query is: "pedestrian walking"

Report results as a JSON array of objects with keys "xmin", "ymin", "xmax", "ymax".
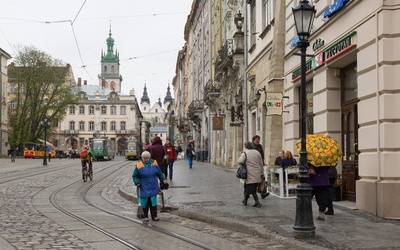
[
  {"xmin": 186, "ymin": 143, "xmax": 195, "ymax": 169},
  {"xmin": 9, "ymin": 146, "xmax": 16, "ymax": 163},
  {"xmin": 149, "ymin": 136, "xmax": 167, "ymax": 177},
  {"xmin": 252, "ymin": 135, "xmax": 265, "ymax": 164},
  {"xmin": 164, "ymin": 138, "xmax": 177, "ymax": 180},
  {"xmin": 251, "ymin": 135, "xmax": 269, "ymax": 199},
  {"xmin": 238, "ymin": 142, "xmax": 263, "ymax": 207},
  {"xmin": 325, "ymin": 165, "xmax": 338, "ymax": 215},
  {"xmin": 308, "ymin": 163, "xmax": 330, "ymax": 221},
  {"xmin": 132, "ymin": 151, "xmax": 167, "ymax": 222}
]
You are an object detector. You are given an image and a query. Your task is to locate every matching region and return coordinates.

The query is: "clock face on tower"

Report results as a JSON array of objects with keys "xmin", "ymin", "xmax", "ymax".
[
  {"xmin": 112, "ymin": 93, "xmax": 116, "ymax": 98},
  {"xmin": 80, "ymin": 93, "xmax": 84, "ymax": 98}
]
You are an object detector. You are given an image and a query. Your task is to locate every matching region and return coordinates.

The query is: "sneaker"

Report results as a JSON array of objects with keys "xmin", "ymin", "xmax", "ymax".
[
  {"xmin": 143, "ymin": 217, "xmax": 149, "ymax": 222},
  {"xmin": 152, "ymin": 217, "xmax": 160, "ymax": 221}
]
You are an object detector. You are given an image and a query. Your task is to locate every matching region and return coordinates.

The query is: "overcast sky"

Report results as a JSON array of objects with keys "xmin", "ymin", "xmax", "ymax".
[{"xmin": 0, "ymin": 0, "xmax": 192, "ymax": 106}]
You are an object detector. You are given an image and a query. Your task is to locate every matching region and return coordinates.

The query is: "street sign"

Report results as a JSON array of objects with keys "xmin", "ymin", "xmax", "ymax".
[
  {"xmin": 212, "ymin": 116, "xmax": 223, "ymax": 130},
  {"xmin": 266, "ymin": 92, "xmax": 283, "ymax": 116}
]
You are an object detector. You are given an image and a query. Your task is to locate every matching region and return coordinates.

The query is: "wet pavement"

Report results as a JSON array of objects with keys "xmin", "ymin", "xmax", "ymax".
[{"xmin": 119, "ymin": 158, "xmax": 400, "ymax": 250}]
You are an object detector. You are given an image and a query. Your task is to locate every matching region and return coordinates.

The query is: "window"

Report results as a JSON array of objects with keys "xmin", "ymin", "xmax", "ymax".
[
  {"xmin": 10, "ymin": 84, "xmax": 16, "ymax": 94},
  {"xmin": 155, "ymin": 109, "xmax": 158, "ymax": 113},
  {"xmin": 79, "ymin": 121, "xmax": 85, "ymax": 131},
  {"xmin": 120, "ymin": 106, "xmax": 126, "ymax": 115},
  {"xmin": 110, "ymin": 106, "xmax": 116, "ymax": 115},
  {"xmin": 89, "ymin": 121, "xmax": 95, "ymax": 131},
  {"xmin": 299, "ymin": 81, "xmax": 314, "ymax": 135},
  {"xmin": 110, "ymin": 121, "xmax": 116, "ymax": 131},
  {"xmin": 101, "ymin": 121, "xmax": 107, "ymax": 131},
  {"xmin": 69, "ymin": 121, "xmax": 75, "ymax": 131},
  {"xmin": 69, "ymin": 106, "xmax": 76, "ymax": 115},
  {"xmin": 101, "ymin": 105, "xmax": 107, "ymax": 115},
  {"xmin": 79, "ymin": 106, "xmax": 85, "ymax": 115},
  {"xmin": 250, "ymin": 2, "xmax": 256, "ymax": 46},
  {"xmin": 120, "ymin": 121, "xmax": 126, "ymax": 131},
  {"xmin": 10, "ymin": 100, "xmax": 15, "ymax": 109},
  {"xmin": 262, "ymin": 0, "xmax": 271, "ymax": 30},
  {"xmin": 89, "ymin": 106, "xmax": 94, "ymax": 115}
]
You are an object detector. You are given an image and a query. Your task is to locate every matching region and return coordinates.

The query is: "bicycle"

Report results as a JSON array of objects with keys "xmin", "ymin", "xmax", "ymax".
[{"xmin": 82, "ymin": 159, "xmax": 93, "ymax": 182}]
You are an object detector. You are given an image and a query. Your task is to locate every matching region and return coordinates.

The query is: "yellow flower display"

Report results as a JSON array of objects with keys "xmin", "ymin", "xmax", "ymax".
[{"xmin": 295, "ymin": 134, "xmax": 343, "ymax": 167}]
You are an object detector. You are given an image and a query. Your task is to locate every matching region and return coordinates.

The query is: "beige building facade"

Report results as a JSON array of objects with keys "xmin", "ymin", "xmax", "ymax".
[
  {"xmin": 284, "ymin": 0, "xmax": 400, "ymax": 218},
  {"xmin": 0, "ymin": 48, "xmax": 11, "ymax": 156}
]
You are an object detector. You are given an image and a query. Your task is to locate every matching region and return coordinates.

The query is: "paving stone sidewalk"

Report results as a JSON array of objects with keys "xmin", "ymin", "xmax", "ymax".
[{"xmin": 120, "ymin": 159, "xmax": 400, "ymax": 250}]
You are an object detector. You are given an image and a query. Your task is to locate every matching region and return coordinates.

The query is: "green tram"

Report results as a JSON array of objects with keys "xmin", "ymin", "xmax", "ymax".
[
  {"xmin": 124, "ymin": 139, "xmax": 141, "ymax": 160},
  {"xmin": 91, "ymin": 138, "xmax": 115, "ymax": 161}
]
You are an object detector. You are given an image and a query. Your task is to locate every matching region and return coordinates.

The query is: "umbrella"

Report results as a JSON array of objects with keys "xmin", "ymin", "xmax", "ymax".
[{"xmin": 295, "ymin": 134, "xmax": 343, "ymax": 167}]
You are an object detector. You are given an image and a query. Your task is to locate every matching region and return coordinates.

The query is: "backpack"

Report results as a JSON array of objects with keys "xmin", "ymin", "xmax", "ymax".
[{"xmin": 80, "ymin": 150, "xmax": 88, "ymax": 159}]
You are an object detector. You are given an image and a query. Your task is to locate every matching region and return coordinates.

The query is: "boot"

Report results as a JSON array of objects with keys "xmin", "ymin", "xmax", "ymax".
[
  {"xmin": 317, "ymin": 211, "xmax": 325, "ymax": 221},
  {"xmin": 242, "ymin": 195, "xmax": 249, "ymax": 206},
  {"xmin": 252, "ymin": 194, "xmax": 261, "ymax": 207}
]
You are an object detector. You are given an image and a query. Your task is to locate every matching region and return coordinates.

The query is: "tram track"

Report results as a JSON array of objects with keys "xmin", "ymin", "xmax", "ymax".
[{"xmin": 46, "ymin": 160, "xmax": 219, "ymax": 250}]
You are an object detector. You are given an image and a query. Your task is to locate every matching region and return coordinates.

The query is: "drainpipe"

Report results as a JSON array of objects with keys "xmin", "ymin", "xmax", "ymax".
[{"xmin": 243, "ymin": 2, "xmax": 248, "ymax": 143}]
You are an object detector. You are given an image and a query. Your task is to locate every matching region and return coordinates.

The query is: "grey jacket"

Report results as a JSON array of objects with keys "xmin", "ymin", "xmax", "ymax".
[{"xmin": 238, "ymin": 149, "xmax": 263, "ymax": 184}]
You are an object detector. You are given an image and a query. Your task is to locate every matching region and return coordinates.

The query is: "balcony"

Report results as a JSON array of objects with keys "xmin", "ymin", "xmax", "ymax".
[
  {"xmin": 115, "ymin": 129, "xmax": 137, "ymax": 136},
  {"xmin": 215, "ymin": 39, "xmax": 234, "ymax": 81},
  {"xmin": 63, "ymin": 130, "xmax": 80, "ymax": 136},
  {"xmin": 203, "ymin": 80, "xmax": 220, "ymax": 105},
  {"xmin": 188, "ymin": 100, "xmax": 204, "ymax": 121}
]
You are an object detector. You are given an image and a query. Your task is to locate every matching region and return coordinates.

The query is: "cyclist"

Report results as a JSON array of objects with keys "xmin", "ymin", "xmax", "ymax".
[{"xmin": 80, "ymin": 145, "xmax": 94, "ymax": 179}]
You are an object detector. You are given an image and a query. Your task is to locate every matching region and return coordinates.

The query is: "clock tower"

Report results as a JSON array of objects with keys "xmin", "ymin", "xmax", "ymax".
[{"xmin": 99, "ymin": 26, "xmax": 123, "ymax": 93}]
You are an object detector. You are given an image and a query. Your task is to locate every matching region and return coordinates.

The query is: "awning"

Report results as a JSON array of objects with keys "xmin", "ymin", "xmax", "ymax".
[
  {"xmin": 37, "ymin": 139, "xmax": 55, "ymax": 147},
  {"xmin": 323, "ymin": 0, "xmax": 350, "ymax": 19}
]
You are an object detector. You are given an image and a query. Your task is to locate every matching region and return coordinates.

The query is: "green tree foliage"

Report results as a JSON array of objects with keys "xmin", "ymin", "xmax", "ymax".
[{"xmin": 8, "ymin": 46, "xmax": 78, "ymax": 147}]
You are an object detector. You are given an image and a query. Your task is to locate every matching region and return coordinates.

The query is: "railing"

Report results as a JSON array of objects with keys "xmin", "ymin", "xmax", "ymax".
[
  {"xmin": 188, "ymin": 100, "xmax": 204, "ymax": 119},
  {"xmin": 204, "ymin": 80, "xmax": 220, "ymax": 103}
]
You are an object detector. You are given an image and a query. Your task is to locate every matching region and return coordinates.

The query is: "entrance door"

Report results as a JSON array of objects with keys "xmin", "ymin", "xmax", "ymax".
[{"xmin": 341, "ymin": 103, "xmax": 359, "ymax": 201}]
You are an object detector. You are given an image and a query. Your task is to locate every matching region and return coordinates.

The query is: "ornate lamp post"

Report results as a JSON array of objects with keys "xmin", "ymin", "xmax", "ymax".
[
  {"xmin": 138, "ymin": 114, "xmax": 143, "ymax": 151},
  {"xmin": 40, "ymin": 115, "xmax": 51, "ymax": 166},
  {"xmin": 292, "ymin": 0, "xmax": 316, "ymax": 237}
]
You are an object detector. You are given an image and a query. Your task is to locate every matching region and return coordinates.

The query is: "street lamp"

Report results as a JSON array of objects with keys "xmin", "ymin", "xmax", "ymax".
[
  {"xmin": 292, "ymin": 0, "xmax": 316, "ymax": 237},
  {"xmin": 138, "ymin": 114, "xmax": 143, "ymax": 151},
  {"xmin": 40, "ymin": 115, "xmax": 51, "ymax": 166}
]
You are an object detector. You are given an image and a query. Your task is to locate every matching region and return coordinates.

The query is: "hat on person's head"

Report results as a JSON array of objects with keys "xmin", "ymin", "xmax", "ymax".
[{"xmin": 141, "ymin": 151, "xmax": 151, "ymax": 159}]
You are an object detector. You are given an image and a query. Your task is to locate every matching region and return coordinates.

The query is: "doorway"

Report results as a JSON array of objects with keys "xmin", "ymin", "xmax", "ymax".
[{"xmin": 341, "ymin": 62, "xmax": 359, "ymax": 201}]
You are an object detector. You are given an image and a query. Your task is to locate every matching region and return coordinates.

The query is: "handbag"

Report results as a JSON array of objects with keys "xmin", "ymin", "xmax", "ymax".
[
  {"xmin": 258, "ymin": 175, "xmax": 267, "ymax": 193},
  {"xmin": 236, "ymin": 152, "xmax": 247, "ymax": 179},
  {"xmin": 163, "ymin": 148, "xmax": 170, "ymax": 165},
  {"xmin": 333, "ymin": 175, "xmax": 342, "ymax": 187}
]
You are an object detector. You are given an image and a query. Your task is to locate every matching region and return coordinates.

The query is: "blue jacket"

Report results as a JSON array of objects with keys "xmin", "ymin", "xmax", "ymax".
[{"xmin": 132, "ymin": 159, "xmax": 165, "ymax": 198}]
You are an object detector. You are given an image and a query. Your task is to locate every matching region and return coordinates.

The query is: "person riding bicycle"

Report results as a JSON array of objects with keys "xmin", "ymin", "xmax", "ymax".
[{"xmin": 80, "ymin": 145, "xmax": 94, "ymax": 173}]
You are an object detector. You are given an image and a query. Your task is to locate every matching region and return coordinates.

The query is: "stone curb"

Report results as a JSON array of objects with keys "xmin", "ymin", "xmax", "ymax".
[{"xmin": 117, "ymin": 183, "xmax": 325, "ymax": 250}]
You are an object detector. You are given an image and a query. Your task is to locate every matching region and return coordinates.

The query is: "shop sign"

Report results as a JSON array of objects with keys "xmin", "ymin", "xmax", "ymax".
[
  {"xmin": 324, "ymin": 31, "xmax": 356, "ymax": 62},
  {"xmin": 266, "ymin": 92, "xmax": 283, "ymax": 116}
]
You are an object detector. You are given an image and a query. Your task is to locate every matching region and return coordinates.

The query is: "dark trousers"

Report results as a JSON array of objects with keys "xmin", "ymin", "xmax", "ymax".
[
  {"xmin": 143, "ymin": 199, "xmax": 157, "ymax": 219},
  {"xmin": 326, "ymin": 178, "xmax": 335, "ymax": 212},
  {"xmin": 167, "ymin": 160, "xmax": 175, "ymax": 179},
  {"xmin": 312, "ymin": 186, "xmax": 329, "ymax": 212}
]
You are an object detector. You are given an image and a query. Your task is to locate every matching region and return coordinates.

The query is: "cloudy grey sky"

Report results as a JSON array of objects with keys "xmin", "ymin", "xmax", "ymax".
[{"xmin": 0, "ymin": 0, "xmax": 192, "ymax": 105}]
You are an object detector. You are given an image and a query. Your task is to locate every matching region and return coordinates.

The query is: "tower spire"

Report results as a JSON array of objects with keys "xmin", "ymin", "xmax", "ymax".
[
  {"xmin": 140, "ymin": 82, "xmax": 150, "ymax": 104},
  {"xmin": 164, "ymin": 82, "xmax": 173, "ymax": 104}
]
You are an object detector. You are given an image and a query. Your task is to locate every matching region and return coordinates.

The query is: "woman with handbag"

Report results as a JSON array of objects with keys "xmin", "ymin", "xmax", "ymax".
[
  {"xmin": 238, "ymin": 142, "xmax": 263, "ymax": 207},
  {"xmin": 308, "ymin": 163, "xmax": 330, "ymax": 221}
]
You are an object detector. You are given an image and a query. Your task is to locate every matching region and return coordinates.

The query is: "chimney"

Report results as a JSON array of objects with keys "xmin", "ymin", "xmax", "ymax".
[
  {"xmin": 84, "ymin": 80, "xmax": 87, "ymax": 85},
  {"xmin": 78, "ymin": 78, "xmax": 81, "ymax": 87}
]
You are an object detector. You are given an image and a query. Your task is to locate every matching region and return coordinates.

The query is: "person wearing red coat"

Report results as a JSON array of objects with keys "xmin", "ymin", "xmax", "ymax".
[
  {"xmin": 150, "ymin": 136, "xmax": 167, "ymax": 178},
  {"xmin": 164, "ymin": 138, "xmax": 177, "ymax": 180}
]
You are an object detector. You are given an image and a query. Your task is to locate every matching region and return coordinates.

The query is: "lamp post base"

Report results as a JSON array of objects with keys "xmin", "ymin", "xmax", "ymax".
[{"xmin": 293, "ymin": 183, "xmax": 315, "ymax": 238}]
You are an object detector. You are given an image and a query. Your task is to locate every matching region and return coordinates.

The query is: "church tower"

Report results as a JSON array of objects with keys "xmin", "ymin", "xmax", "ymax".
[
  {"xmin": 140, "ymin": 83, "xmax": 151, "ymax": 112},
  {"xmin": 99, "ymin": 26, "xmax": 123, "ymax": 92},
  {"xmin": 163, "ymin": 83, "xmax": 173, "ymax": 105}
]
